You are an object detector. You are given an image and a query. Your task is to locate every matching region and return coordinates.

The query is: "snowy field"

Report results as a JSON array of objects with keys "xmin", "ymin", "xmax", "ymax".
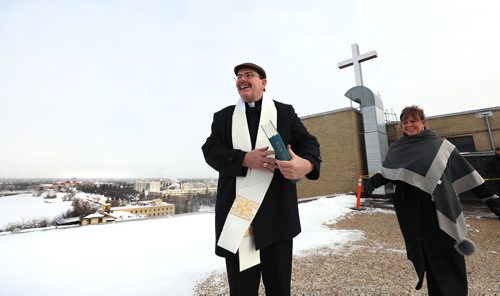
[
  {"xmin": 0, "ymin": 193, "xmax": 73, "ymax": 229},
  {"xmin": 0, "ymin": 194, "xmax": 363, "ymax": 295}
]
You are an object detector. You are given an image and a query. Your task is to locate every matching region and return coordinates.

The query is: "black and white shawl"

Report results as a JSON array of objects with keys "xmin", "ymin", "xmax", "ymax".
[{"xmin": 380, "ymin": 129, "xmax": 484, "ymax": 255}]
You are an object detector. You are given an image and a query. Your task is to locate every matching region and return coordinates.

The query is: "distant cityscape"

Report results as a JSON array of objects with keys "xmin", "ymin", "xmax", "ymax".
[
  {"xmin": 0, "ymin": 177, "xmax": 218, "ymax": 232},
  {"xmin": 0, "ymin": 177, "xmax": 218, "ymax": 195}
]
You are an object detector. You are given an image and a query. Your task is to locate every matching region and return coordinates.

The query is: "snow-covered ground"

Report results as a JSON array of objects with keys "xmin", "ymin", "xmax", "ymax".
[
  {"xmin": 0, "ymin": 194, "xmax": 363, "ymax": 295},
  {"xmin": 0, "ymin": 192, "xmax": 73, "ymax": 229}
]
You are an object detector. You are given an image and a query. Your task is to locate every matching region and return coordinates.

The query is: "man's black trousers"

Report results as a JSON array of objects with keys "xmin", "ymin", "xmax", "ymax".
[{"xmin": 225, "ymin": 239, "xmax": 293, "ymax": 296}]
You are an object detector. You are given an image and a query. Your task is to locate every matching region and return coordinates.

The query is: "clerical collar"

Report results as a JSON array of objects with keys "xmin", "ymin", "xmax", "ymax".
[{"xmin": 246, "ymin": 99, "xmax": 263, "ymax": 109}]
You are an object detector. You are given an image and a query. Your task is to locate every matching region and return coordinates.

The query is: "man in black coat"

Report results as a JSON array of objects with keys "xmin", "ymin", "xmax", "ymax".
[{"xmin": 202, "ymin": 62, "xmax": 321, "ymax": 295}]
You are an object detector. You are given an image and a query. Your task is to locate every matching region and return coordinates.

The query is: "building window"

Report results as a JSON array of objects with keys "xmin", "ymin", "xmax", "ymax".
[{"xmin": 447, "ymin": 136, "xmax": 476, "ymax": 153}]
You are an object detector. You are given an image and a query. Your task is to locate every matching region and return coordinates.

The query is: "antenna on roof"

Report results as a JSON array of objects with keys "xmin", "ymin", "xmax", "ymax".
[{"xmin": 384, "ymin": 108, "xmax": 398, "ymax": 123}]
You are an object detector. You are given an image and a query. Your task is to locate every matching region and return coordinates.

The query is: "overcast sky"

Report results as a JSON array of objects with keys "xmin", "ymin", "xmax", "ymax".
[{"xmin": 1, "ymin": 0, "xmax": 499, "ymax": 179}]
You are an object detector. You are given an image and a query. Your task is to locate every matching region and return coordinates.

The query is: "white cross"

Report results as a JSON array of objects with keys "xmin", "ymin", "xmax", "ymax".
[{"xmin": 338, "ymin": 43, "xmax": 377, "ymax": 86}]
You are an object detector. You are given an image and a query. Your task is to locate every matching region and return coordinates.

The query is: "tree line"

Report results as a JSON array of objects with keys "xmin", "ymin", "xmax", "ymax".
[
  {"xmin": 77, "ymin": 183, "xmax": 138, "ymax": 201},
  {"xmin": 163, "ymin": 191, "xmax": 216, "ymax": 214}
]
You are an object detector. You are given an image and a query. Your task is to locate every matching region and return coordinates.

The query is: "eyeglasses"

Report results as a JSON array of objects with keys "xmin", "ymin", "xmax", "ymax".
[{"xmin": 234, "ymin": 72, "xmax": 259, "ymax": 81}]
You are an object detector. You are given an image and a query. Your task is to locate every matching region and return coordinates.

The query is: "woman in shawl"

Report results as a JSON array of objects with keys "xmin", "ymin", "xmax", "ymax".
[{"xmin": 365, "ymin": 105, "xmax": 500, "ymax": 295}]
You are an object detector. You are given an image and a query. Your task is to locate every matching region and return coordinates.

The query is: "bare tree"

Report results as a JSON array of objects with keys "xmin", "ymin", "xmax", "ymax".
[{"xmin": 61, "ymin": 199, "xmax": 98, "ymax": 218}]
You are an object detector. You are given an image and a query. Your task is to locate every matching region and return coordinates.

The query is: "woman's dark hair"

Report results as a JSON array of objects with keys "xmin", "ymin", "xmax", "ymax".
[{"xmin": 400, "ymin": 105, "xmax": 425, "ymax": 122}]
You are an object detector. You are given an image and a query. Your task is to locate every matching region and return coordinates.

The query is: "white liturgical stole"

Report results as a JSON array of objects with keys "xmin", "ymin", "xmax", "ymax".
[{"xmin": 217, "ymin": 93, "xmax": 276, "ymax": 271}]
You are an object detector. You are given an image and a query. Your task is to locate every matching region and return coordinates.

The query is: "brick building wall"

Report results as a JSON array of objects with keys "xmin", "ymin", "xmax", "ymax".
[{"xmin": 298, "ymin": 107, "xmax": 366, "ymax": 198}]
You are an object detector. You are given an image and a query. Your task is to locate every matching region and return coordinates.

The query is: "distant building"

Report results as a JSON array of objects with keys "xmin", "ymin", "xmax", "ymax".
[
  {"xmin": 79, "ymin": 199, "xmax": 174, "ymax": 226},
  {"xmin": 163, "ymin": 185, "xmax": 217, "ymax": 197},
  {"xmin": 149, "ymin": 181, "xmax": 161, "ymax": 193},
  {"xmin": 135, "ymin": 180, "xmax": 162, "ymax": 193},
  {"xmin": 38, "ymin": 184, "xmax": 57, "ymax": 191},
  {"xmin": 110, "ymin": 199, "xmax": 175, "ymax": 217},
  {"xmin": 81, "ymin": 213, "xmax": 109, "ymax": 225},
  {"xmin": 135, "ymin": 181, "xmax": 149, "ymax": 193},
  {"xmin": 55, "ymin": 217, "xmax": 81, "ymax": 227}
]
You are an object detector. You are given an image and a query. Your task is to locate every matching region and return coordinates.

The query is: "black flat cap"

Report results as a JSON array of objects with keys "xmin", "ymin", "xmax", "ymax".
[{"xmin": 234, "ymin": 62, "xmax": 266, "ymax": 79}]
